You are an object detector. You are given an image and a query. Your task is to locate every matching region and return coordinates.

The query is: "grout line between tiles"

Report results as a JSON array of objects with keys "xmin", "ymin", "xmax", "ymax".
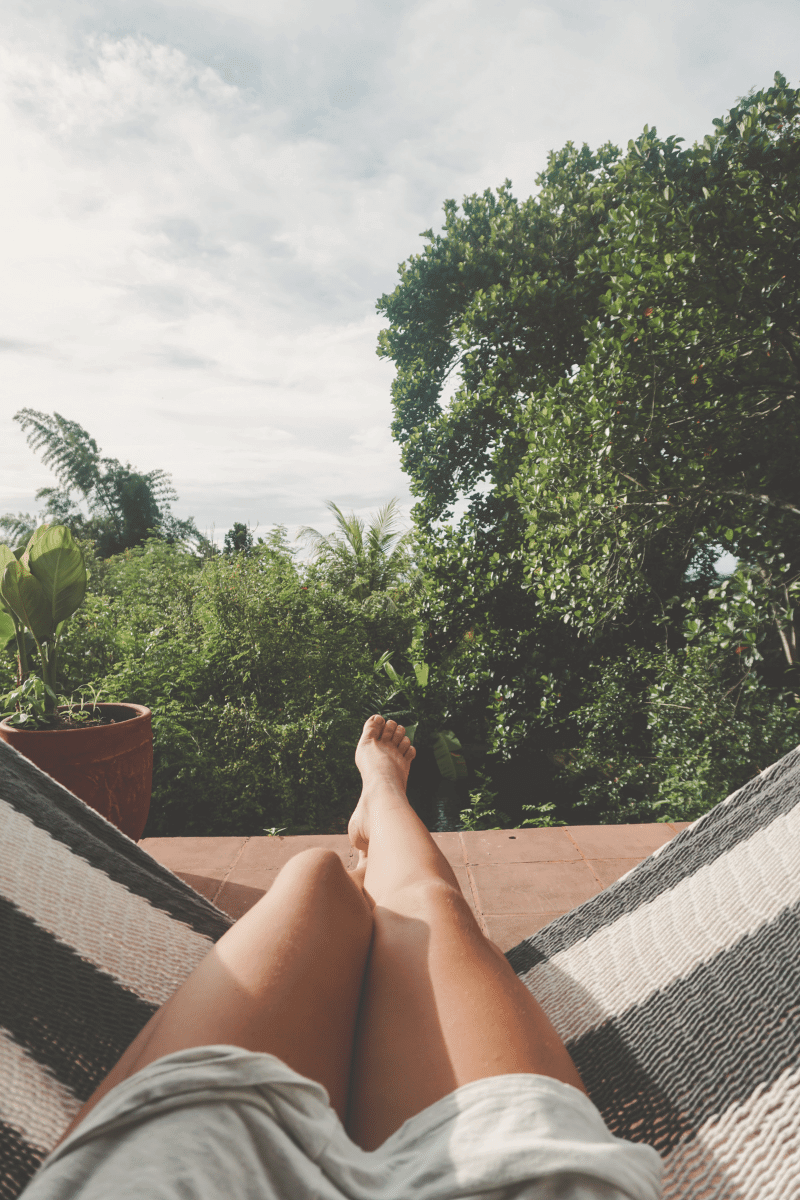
[
  {"xmin": 212, "ymin": 836, "xmax": 251, "ymax": 905},
  {"xmin": 456, "ymin": 831, "xmax": 469, "ymax": 866},
  {"xmin": 458, "ymin": 833, "xmax": 489, "ymax": 936},
  {"xmin": 564, "ymin": 827, "xmax": 604, "ymax": 889},
  {"xmin": 465, "ymin": 864, "xmax": 490, "ymax": 936}
]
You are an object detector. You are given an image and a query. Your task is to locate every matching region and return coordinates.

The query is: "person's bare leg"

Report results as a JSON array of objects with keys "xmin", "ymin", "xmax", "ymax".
[
  {"xmin": 59, "ymin": 847, "xmax": 373, "ymax": 1145},
  {"xmin": 346, "ymin": 715, "xmax": 585, "ymax": 1151}
]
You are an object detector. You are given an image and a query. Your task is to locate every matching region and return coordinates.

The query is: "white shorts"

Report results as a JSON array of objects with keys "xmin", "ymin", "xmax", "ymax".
[{"xmin": 22, "ymin": 1046, "xmax": 662, "ymax": 1200}]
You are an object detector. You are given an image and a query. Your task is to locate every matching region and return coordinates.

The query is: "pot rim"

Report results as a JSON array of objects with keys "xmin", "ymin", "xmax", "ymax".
[{"xmin": 0, "ymin": 702, "xmax": 151, "ymax": 735}]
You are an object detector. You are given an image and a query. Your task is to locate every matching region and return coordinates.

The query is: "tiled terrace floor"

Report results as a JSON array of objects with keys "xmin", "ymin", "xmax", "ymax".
[{"xmin": 142, "ymin": 822, "xmax": 690, "ymax": 952}]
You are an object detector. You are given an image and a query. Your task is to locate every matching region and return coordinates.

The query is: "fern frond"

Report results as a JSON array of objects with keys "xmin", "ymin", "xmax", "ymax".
[{"xmin": 14, "ymin": 409, "xmax": 101, "ymax": 498}]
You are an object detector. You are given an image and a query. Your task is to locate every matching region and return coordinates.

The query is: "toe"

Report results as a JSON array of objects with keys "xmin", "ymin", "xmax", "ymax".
[
  {"xmin": 399, "ymin": 735, "xmax": 411, "ymax": 754},
  {"xmin": 362, "ymin": 714, "xmax": 385, "ymax": 740},
  {"xmin": 382, "ymin": 719, "xmax": 398, "ymax": 741},
  {"xmin": 392, "ymin": 723, "xmax": 406, "ymax": 745},
  {"xmin": 404, "ymin": 743, "xmax": 416, "ymax": 760}
]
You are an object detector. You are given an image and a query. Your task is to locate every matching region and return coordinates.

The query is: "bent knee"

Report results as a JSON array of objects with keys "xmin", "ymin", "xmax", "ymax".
[
  {"xmin": 282, "ymin": 847, "xmax": 370, "ymax": 911},
  {"xmin": 284, "ymin": 846, "xmax": 348, "ymax": 880}
]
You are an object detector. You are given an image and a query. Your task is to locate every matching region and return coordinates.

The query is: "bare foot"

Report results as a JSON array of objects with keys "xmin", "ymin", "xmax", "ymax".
[{"xmin": 348, "ymin": 715, "xmax": 416, "ymax": 854}]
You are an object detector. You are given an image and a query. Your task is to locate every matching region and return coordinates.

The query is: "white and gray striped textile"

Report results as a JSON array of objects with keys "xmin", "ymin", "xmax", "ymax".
[
  {"xmin": 2, "ymin": 738, "xmax": 799, "ymax": 1199},
  {"xmin": 0, "ymin": 740, "xmax": 232, "ymax": 1200},
  {"xmin": 506, "ymin": 751, "xmax": 800, "ymax": 1199}
]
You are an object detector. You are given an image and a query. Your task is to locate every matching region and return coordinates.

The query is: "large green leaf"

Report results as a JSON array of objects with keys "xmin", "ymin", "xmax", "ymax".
[
  {"xmin": 0, "ymin": 608, "xmax": 15, "ymax": 648},
  {"xmin": 413, "ymin": 662, "xmax": 429, "ymax": 689},
  {"xmin": 0, "ymin": 560, "xmax": 54, "ymax": 644},
  {"xmin": 25, "ymin": 525, "xmax": 86, "ymax": 625},
  {"xmin": 431, "ymin": 730, "xmax": 468, "ymax": 781},
  {"xmin": 24, "ymin": 524, "xmax": 50, "ymax": 550},
  {"xmin": 0, "ymin": 545, "xmax": 15, "ymax": 616},
  {"xmin": 383, "ymin": 661, "xmax": 402, "ymax": 686}
]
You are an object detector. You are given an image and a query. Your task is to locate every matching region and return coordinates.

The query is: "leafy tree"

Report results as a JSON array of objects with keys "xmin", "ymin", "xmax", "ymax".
[
  {"xmin": 515, "ymin": 74, "xmax": 800, "ymax": 648},
  {"xmin": 375, "ymin": 136, "xmax": 636, "ymax": 816},
  {"xmin": 378, "ymin": 73, "xmax": 800, "ymax": 822},
  {"xmin": 224, "ymin": 522, "xmax": 254, "ymax": 556},
  {"xmin": 3, "ymin": 409, "xmax": 202, "ymax": 557}
]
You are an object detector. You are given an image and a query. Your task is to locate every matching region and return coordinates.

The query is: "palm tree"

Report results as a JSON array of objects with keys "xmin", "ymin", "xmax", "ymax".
[{"xmin": 298, "ymin": 499, "xmax": 413, "ymax": 601}]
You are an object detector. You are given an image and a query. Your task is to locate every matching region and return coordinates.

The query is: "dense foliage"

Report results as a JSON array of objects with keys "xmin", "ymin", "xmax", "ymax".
[
  {"xmin": 2, "ymin": 534, "xmax": 417, "ymax": 835},
  {"xmin": 376, "ymin": 73, "xmax": 800, "ymax": 825},
  {"xmin": 3, "ymin": 76, "xmax": 798, "ymax": 834}
]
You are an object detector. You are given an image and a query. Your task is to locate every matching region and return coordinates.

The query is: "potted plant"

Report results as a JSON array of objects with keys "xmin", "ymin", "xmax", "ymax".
[{"xmin": 0, "ymin": 524, "xmax": 152, "ymax": 840}]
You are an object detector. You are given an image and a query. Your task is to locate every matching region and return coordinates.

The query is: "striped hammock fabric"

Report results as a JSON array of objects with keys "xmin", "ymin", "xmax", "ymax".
[
  {"xmin": 0, "ymin": 741, "xmax": 232, "ymax": 1200},
  {"xmin": 1, "ymin": 738, "xmax": 799, "ymax": 1199},
  {"xmin": 506, "ymin": 752, "xmax": 800, "ymax": 1199}
]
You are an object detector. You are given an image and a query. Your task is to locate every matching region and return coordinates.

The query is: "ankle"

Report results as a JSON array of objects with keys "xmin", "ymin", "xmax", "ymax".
[{"xmin": 359, "ymin": 782, "xmax": 411, "ymax": 811}]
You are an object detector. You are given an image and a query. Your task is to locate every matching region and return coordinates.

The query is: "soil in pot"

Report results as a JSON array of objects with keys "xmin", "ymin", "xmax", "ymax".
[{"xmin": 0, "ymin": 703, "xmax": 153, "ymax": 840}]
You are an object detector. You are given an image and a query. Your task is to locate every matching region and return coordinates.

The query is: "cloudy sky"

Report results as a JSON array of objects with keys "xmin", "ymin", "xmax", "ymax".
[{"xmin": 1, "ymin": 0, "xmax": 797, "ymax": 541}]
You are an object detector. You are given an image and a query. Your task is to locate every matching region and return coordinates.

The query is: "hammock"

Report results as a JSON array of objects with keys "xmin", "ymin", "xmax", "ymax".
[{"xmin": 1, "ymin": 739, "xmax": 799, "ymax": 1200}]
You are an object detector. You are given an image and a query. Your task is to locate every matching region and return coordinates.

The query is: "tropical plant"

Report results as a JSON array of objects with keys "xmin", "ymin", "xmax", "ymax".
[
  {"xmin": 0, "ymin": 605, "xmax": 17, "ymax": 661},
  {"xmin": 459, "ymin": 771, "xmax": 511, "ymax": 831},
  {"xmin": 366, "ymin": 648, "xmax": 476, "ymax": 829},
  {"xmin": 0, "ymin": 525, "xmax": 87, "ymax": 724},
  {"xmin": 299, "ymin": 499, "xmax": 413, "ymax": 603},
  {"xmin": 372, "ymin": 650, "xmax": 467, "ymax": 779},
  {"xmin": 40, "ymin": 524, "xmax": 419, "ymax": 835},
  {"xmin": 3, "ymin": 409, "xmax": 202, "ymax": 557}
]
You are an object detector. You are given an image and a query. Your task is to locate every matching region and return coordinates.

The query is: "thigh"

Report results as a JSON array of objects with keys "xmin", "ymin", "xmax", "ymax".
[
  {"xmin": 60, "ymin": 848, "xmax": 373, "ymax": 1143},
  {"xmin": 346, "ymin": 879, "xmax": 585, "ymax": 1151}
]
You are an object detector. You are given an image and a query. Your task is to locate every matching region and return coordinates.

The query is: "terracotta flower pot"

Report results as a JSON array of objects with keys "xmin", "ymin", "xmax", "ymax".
[{"xmin": 0, "ymin": 703, "xmax": 153, "ymax": 840}]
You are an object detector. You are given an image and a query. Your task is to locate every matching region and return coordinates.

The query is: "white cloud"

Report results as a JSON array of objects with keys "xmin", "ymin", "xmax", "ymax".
[{"xmin": 0, "ymin": 0, "xmax": 798, "ymax": 538}]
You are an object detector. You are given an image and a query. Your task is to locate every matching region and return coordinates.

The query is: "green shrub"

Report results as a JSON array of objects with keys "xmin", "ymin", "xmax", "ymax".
[
  {"xmin": 559, "ymin": 642, "xmax": 799, "ymax": 824},
  {"xmin": 51, "ymin": 533, "xmax": 416, "ymax": 835}
]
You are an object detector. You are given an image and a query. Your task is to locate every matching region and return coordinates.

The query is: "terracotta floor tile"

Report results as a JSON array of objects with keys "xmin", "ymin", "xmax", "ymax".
[
  {"xmin": 449, "ymin": 865, "xmax": 481, "ymax": 920},
  {"xmin": 217, "ymin": 837, "xmax": 362, "ymax": 918},
  {"xmin": 216, "ymin": 866, "xmax": 482, "ymax": 926},
  {"xmin": 470, "ymin": 861, "xmax": 601, "ymax": 915},
  {"xmin": 233, "ymin": 834, "xmax": 355, "ymax": 872},
  {"xmin": 589, "ymin": 858, "xmax": 648, "ymax": 889},
  {"xmin": 431, "ymin": 832, "xmax": 466, "ymax": 865},
  {"xmin": 140, "ymin": 836, "xmax": 247, "ymax": 880},
  {"xmin": 462, "ymin": 828, "xmax": 581, "ymax": 865},
  {"xmin": 566, "ymin": 824, "xmax": 674, "ymax": 859},
  {"xmin": 214, "ymin": 870, "xmax": 280, "ymax": 920},
  {"xmin": 484, "ymin": 912, "xmax": 566, "ymax": 953},
  {"xmin": 142, "ymin": 830, "xmax": 661, "ymax": 933},
  {"xmin": 167, "ymin": 872, "xmax": 225, "ymax": 904}
]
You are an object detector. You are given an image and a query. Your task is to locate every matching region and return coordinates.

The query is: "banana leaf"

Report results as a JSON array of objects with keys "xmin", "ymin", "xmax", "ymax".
[
  {"xmin": 0, "ymin": 608, "xmax": 15, "ymax": 649},
  {"xmin": 431, "ymin": 729, "xmax": 468, "ymax": 781}
]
